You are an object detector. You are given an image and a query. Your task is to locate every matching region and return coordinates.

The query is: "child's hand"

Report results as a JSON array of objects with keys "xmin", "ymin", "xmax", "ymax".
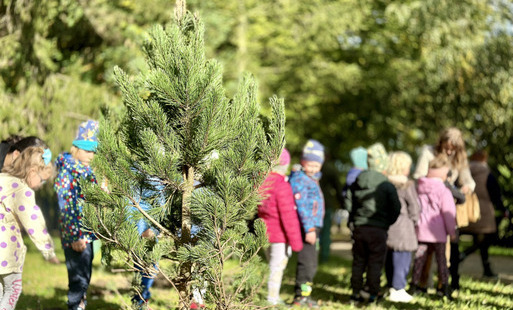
[
  {"xmin": 305, "ymin": 231, "xmax": 316, "ymax": 245},
  {"xmin": 48, "ymin": 256, "xmax": 60, "ymax": 264},
  {"xmin": 141, "ymin": 228, "xmax": 155, "ymax": 239},
  {"xmin": 450, "ymin": 235, "xmax": 458, "ymax": 242},
  {"xmin": 460, "ymin": 185, "xmax": 471, "ymax": 195},
  {"xmin": 72, "ymin": 239, "xmax": 87, "ymax": 252}
]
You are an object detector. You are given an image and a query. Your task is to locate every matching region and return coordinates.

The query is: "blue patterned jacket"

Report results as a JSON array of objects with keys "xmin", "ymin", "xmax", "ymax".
[
  {"xmin": 54, "ymin": 153, "xmax": 97, "ymax": 248},
  {"xmin": 289, "ymin": 169, "xmax": 325, "ymax": 233}
]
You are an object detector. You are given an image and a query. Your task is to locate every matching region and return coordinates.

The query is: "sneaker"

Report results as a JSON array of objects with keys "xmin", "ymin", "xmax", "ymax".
[
  {"xmin": 410, "ymin": 284, "xmax": 427, "ymax": 295},
  {"xmin": 359, "ymin": 289, "xmax": 383, "ymax": 303},
  {"xmin": 436, "ymin": 285, "xmax": 453, "ymax": 301},
  {"xmin": 349, "ymin": 294, "xmax": 364, "ymax": 304},
  {"xmin": 388, "ymin": 288, "xmax": 413, "ymax": 303},
  {"xmin": 359, "ymin": 289, "xmax": 370, "ymax": 300},
  {"xmin": 291, "ymin": 296, "xmax": 319, "ymax": 308},
  {"xmin": 483, "ymin": 270, "xmax": 498, "ymax": 279},
  {"xmin": 267, "ymin": 299, "xmax": 286, "ymax": 306}
]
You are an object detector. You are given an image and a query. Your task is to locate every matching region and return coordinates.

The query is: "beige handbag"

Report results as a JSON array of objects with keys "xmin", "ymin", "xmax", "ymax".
[{"xmin": 456, "ymin": 193, "xmax": 480, "ymax": 228}]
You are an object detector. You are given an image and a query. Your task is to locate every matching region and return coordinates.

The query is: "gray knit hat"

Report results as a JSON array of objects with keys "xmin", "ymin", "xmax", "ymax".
[{"xmin": 367, "ymin": 143, "xmax": 389, "ymax": 172}]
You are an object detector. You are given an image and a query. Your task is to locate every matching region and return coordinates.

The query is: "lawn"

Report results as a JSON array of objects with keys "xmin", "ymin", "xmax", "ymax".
[{"xmin": 18, "ymin": 235, "xmax": 513, "ymax": 309}]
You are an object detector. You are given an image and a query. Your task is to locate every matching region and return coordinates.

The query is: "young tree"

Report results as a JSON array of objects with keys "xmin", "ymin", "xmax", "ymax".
[{"xmin": 82, "ymin": 1, "xmax": 285, "ymax": 309}]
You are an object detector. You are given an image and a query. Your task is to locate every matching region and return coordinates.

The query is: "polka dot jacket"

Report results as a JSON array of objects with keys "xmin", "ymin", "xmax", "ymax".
[
  {"xmin": 0, "ymin": 173, "xmax": 56, "ymax": 274},
  {"xmin": 54, "ymin": 153, "xmax": 97, "ymax": 248}
]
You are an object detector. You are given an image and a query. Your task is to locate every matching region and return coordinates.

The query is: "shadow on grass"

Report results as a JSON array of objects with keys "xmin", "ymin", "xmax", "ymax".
[{"xmin": 18, "ymin": 284, "xmax": 133, "ymax": 310}]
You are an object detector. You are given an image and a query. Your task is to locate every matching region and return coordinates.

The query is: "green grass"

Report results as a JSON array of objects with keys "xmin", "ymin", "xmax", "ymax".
[
  {"xmin": 18, "ymin": 236, "xmax": 513, "ymax": 309},
  {"xmin": 18, "ymin": 236, "xmax": 175, "ymax": 310}
]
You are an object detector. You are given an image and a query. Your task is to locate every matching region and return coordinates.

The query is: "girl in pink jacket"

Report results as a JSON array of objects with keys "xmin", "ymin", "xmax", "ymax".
[
  {"xmin": 258, "ymin": 148, "xmax": 303, "ymax": 305},
  {"xmin": 411, "ymin": 155, "xmax": 457, "ymax": 299}
]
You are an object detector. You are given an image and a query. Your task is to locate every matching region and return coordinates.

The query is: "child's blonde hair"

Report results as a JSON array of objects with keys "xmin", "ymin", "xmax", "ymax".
[
  {"xmin": 2, "ymin": 146, "xmax": 55, "ymax": 180},
  {"xmin": 387, "ymin": 151, "xmax": 412, "ymax": 176},
  {"xmin": 429, "ymin": 154, "xmax": 450, "ymax": 170}
]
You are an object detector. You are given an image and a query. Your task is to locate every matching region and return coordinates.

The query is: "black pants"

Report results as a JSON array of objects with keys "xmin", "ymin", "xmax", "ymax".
[
  {"xmin": 295, "ymin": 228, "xmax": 320, "ymax": 297},
  {"xmin": 461, "ymin": 233, "xmax": 495, "ymax": 273},
  {"xmin": 64, "ymin": 243, "xmax": 94, "ymax": 310},
  {"xmin": 351, "ymin": 226, "xmax": 388, "ymax": 296},
  {"xmin": 449, "ymin": 240, "xmax": 460, "ymax": 290}
]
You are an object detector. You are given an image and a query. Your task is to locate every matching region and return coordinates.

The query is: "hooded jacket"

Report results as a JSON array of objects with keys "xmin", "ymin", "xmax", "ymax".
[
  {"xmin": 54, "ymin": 152, "xmax": 97, "ymax": 248},
  {"xmin": 416, "ymin": 177, "xmax": 456, "ymax": 243},
  {"xmin": 258, "ymin": 172, "xmax": 303, "ymax": 252},
  {"xmin": 289, "ymin": 169, "xmax": 325, "ymax": 233},
  {"xmin": 345, "ymin": 170, "xmax": 401, "ymax": 229},
  {"xmin": 386, "ymin": 176, "xmax": 420, "ymax": 251}
]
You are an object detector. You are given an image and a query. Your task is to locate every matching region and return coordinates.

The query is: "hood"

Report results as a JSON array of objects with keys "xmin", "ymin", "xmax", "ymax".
[
  {"xmin": 416, "ymin": 177, "xmax": 445, "ymax": 195},
  {"xmin": 354, "ymin": 170, "xmax": 387, "ymax": 189},
  {"xmin": 55, "ymin": 152, "xmax": 90, "ymax": 176}
]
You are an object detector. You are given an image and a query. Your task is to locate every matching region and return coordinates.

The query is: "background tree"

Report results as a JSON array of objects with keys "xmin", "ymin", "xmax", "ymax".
[
  {"xmin": 2, "ymin": 0, "xmax": 513, "ymax": 241},
  {"xmin": 82, "ymin": 3, "xmax": 285, "ymax": 309}
]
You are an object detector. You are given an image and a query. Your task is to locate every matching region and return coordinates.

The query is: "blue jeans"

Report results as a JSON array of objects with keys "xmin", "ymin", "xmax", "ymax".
[
  {"xmin": 64, "ymin": 243, "xmax": 94, "ymax": 310},
  {"xmin": 385, "ymin": 250, "xmax": 412, "ymax": 290},
  {"xmin": 132, "ymin": 265, "xmax": 157, "ymax": 304}
]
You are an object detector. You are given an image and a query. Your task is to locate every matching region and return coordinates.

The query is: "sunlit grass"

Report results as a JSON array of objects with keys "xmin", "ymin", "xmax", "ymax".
[{"xmin": 19, "ymin": 236, "xmax": 513, "ymax": 309}]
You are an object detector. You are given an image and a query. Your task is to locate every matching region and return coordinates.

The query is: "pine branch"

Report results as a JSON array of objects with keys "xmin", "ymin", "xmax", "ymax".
[{"xmin": 127, "ymin": 194, "xmax": 175, "ymax": 240}]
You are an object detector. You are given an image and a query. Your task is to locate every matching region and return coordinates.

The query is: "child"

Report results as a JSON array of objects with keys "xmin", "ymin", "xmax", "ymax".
[
  {"xmin": 289, "ymin": 139, "xmax": 325, "ymax": 308},
  {"xmin": 258, "ymin": 148, "xmax": 303, "ymax": 305},
  {"xmin": 0, "ymin": 146, "xmax": 59, "ymax": 309},
  {"xmin": 411, "ymin": 154, "xmax": 457, "ymax": 298},
  {"xmin": 345, "ymin": 143, "xmax": 401, "ymax": 303},
  {"xmin": 54, "ymin": 120, "xmax": 99, "ymax": 310},
  {"xmin": 385, "ymin": 151, "xmax": 420, "ymax": 303},
  {"xmin": 0, "ymin": 136, "xmax": 47, "ymax": 170},
  {"xmin": 129, "ymin": 174, "xmax": 163, "ymax": 308}
]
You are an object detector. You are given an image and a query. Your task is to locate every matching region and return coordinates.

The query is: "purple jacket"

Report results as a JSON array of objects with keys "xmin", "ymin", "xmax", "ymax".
[
  {"xmin": 258, "ymin": 173, "xmax": 303, "ymax": 252},
  {"xmin": 416, "ymin": 177, "xmax": 456, "ymax": 243}
]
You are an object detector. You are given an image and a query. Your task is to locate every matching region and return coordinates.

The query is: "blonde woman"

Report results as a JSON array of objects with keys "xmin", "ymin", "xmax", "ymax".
[
  {"xmin": 414, "ymin": 127, "xmax": 475, "ymax": 193},
  {"xmin": 385, "ymin": 152, "xmax": 420, "ymax": 303},
  {"xmin": 413, "ymin": 127, "xmax": 475, "ymax": 293}
]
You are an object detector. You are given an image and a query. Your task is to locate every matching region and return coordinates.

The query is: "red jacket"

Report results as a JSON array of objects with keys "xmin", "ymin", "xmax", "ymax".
[{"xmin": 258, "ymin": 172, "xmax": 303, "ymax": 252}]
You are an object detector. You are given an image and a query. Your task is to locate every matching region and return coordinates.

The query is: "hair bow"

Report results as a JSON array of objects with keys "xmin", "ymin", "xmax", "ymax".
[{"xmin": 42, "ymin": 148, "xmax": 52, "ymax": 165}]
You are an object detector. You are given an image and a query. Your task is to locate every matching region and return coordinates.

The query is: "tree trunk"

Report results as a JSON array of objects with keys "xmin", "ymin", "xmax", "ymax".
[{"xmin": 177, "ymin": 165, "xmax": 195, "ymax": 309}]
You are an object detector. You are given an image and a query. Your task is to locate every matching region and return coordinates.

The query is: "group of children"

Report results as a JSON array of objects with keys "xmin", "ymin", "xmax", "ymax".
[
  {"xmin": 344, "ymin": 128, "xmax": 483, "ymax": 305},
  {"xmin": 0, "ymin": 123, "xmax": 492, "ymax": 309},
  {"xmin": 259, "ymin": 127, "xmax": 478, "ymax": 307}
]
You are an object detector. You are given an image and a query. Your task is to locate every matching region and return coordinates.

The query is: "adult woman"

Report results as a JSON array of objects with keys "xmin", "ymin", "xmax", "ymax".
[
  {"xmin": 459, "ymin": 150, "xmax": 506, "ymax": 278},
  {"xmin": 413, "ymin": 127, "xmax": 475, "ymax": 293},
  {"xmin": 414, "ymin": 128, "xmax": 475, "ymax": 193}
]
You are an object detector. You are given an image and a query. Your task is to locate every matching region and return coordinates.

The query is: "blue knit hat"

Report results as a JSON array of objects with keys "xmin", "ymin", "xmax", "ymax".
[
  {"xmin": 301, "ymin": 139, "xmax": 325, "ymax": 164},
  {"xmin": 350, "ymin": 147, "xmax": 368, "ymax": 170},
  {"xmin": 72, "ymin": 120, "xmax": 99, "ymax": 152}
]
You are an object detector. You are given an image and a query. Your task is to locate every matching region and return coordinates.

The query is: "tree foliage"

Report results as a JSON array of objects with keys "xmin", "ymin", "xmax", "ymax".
[
  {"xmin": 82, "ymin": 4, "xmax": 285, "ymax": 309},
  {"xmin": 1, "ymin": 0, "xmax": 513, "ymax": 238}
]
